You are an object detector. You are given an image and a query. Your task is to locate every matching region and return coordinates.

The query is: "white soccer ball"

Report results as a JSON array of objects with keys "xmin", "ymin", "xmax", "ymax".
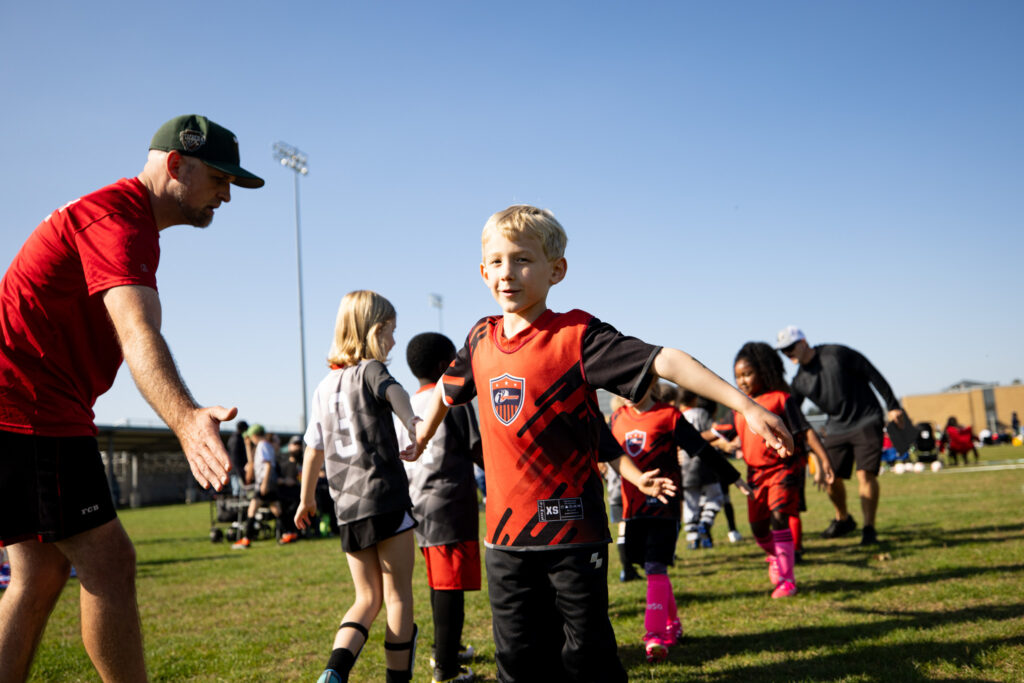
[
  {"xmin": 913, "ymin": 461, "xmax": 926, "ymax": 473},
  {"xmin": 931, "ymin": 460, "xmax": 943, "ymax": 472},
  {"xmin": 892, "ymin": 463, "xmax": 905, "ymax": 474}
]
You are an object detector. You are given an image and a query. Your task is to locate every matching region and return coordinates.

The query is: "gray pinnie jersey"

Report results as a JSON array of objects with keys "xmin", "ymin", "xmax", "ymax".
[
  {"xmin": 399, "ymin": 388, "xmax": 482, "ymax": 547},
  {"xmin": 304, "ymin": 360, "xmax": 412, "ymax": 525}
]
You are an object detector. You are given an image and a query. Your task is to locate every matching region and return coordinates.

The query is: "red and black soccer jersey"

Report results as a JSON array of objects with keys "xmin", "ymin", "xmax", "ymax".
[
  {"xmin": 608, "ymin": 402, "xmax": 684, "ymax": 520},
  {"xmin": 441, "ymin": 309, "xmax": 660, "ymax": 550},
  {"xmin": 729, "ymin": 390, "xmax": 810, "ymax": 482}
]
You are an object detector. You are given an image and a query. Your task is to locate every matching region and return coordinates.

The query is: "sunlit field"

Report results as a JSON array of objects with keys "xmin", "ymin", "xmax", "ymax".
[{"xmin": 23, "ymin": 445, "xmax": 1024, "ymax": 682}]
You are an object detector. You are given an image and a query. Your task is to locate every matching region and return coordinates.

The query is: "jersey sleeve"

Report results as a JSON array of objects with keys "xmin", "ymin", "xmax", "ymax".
[
  {"xmin": 75, "ymin": 213, "xmax": 159, "ymax": 295},
  {"xmin": 441, "ymin": 334, "xmax": 478, "ymax": 406},
  {"xmin": 303, "ymin": 385, "xmax": 326, "ymax": 450},
  {"xmin": 364, "ymin": 360, "xmax": 399, "ymax": 401},
  {"xmin": 580, "ymin": 317, "xmax": 661, "ymax": 401}
]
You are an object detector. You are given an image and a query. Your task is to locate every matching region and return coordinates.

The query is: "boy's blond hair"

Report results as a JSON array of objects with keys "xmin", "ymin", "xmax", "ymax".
[
  {"xmin": 482, "ymin": 204, "xmax": 568, "ymax": 261},
  {"xmin": 327, "ymin": 290, "xmax": 396, "ymax": 367}
]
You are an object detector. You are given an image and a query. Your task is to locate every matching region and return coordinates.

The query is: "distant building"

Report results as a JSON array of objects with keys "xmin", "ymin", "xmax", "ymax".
[{"xmin": 902, "ymin": 383, "xmax": 1024, "ymax": 434}]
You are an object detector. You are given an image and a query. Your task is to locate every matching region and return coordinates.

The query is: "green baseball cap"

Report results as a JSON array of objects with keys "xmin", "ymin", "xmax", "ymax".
[{"xmin": 150, "ymin": 114, "xmax": 265, "ymax": 189}]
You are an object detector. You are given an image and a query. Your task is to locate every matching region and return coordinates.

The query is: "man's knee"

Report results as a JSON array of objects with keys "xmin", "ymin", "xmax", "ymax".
[{"xmin": 8, "ymin": 551, "xmax": 71, "ymax": 600}]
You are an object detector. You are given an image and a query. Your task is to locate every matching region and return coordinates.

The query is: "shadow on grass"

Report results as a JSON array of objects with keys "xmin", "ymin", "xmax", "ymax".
[{"xmin": 619, "ymin": 603, "xmax": 1024, "ymax": 682}]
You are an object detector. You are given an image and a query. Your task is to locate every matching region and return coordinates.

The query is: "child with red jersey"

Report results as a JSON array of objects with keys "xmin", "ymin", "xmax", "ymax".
[
  {"xmin": 725, "ymin": 342, "xmax": 834, "ymax": 598},
  {"xmin": 609, "ymin": 384, "xmax": 743, "ymax": 663},
  {"xmin": 411, "ymin": 205, "xmax": 794, "ymax": 682},
  {"xmin": 295, "ymin": 291, "xmax": 422, "ymax": 683}
]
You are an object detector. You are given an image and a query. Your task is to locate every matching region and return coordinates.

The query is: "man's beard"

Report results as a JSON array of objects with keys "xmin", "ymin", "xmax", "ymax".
[{"xmin": 173, "ymin": 168, "xmax": 214, "ymax": 228}]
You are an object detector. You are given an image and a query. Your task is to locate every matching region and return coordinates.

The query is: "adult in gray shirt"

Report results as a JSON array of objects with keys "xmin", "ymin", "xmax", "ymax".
[{"xmin": 775, "ymin": 326, "xmax": 905, "ymax": 546}]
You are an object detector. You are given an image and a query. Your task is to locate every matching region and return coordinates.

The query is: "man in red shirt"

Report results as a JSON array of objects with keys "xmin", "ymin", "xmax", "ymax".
[{"xmin": 0, "ymin": 114, "xmax": 263, "ymax": 681}]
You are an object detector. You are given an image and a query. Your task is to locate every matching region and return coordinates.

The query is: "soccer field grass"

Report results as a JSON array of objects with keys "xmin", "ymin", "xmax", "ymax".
[{"xmin": 24, "ymin": 446, "xmax": 1024, "ymax": 682}]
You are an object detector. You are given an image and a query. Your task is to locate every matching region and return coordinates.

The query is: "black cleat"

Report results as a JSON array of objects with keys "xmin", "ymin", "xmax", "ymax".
[
  {"xmin": 821, "ymin": 515, "xmax": 857, "ymax": 539},
  {"xmin": 859, "ymin": 525, "xmax": 879, "ymax": 546}
]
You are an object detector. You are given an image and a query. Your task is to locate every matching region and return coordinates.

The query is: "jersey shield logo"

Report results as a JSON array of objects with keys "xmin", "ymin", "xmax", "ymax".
[
  {"xmin": 624, "ymin": 429, "xmax": 647, "ymax": 457},
  {"xmin": 490, "ymin": 373, "xmax": 525, "ymax": 426}
]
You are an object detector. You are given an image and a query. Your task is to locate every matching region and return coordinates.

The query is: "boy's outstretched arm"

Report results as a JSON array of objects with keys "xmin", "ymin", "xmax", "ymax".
[
  {"xmin": 653, "ymin": 348, "xmax": 795, "ymax": 457},
  {"xmin": 410, "ymin": 382, "xmax": 451, "ymax": 461},
  {"xmin": 607, "ymin": 455, "xmax": 677, "ymax": 504}
]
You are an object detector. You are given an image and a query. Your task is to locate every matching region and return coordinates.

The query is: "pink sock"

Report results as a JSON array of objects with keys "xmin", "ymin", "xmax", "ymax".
[
  {"xmin": 645, "ymin": 573, "xmax": 672, "ymax": 638},
  {"xmin": 772, "ymin": 528, "xmax": 795, "ymax": 583},
  {"xmin": 666, "ymin": 577, "xmax": 679, "ymax": 624}
]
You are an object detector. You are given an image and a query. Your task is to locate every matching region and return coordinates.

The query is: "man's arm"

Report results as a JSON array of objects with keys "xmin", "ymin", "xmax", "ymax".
[
  {"xmin": 102, "ymin": 285, "xmax": 236, "ymax": 490},
  {"xmin": 847, "ymin": 346, "xmax": 904, "ymax": 425}
]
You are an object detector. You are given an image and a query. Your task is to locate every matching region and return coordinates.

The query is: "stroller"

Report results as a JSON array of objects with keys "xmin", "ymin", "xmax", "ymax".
[
  {"xmin": 912, "ymin": 422, "xmax": 939, "ymax": 463},
  {"xmin": 208, "ymin": 484, "xmax": 276, "ymax": 543}
]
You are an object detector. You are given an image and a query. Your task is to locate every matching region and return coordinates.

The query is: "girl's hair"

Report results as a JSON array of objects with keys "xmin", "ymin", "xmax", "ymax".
[
  {"xmin": 327, "ymin": 290, "xmax": 396, "ymax": 367},
  {"xmin": 734, "ymin": 341, "xmax": 790, "ymax": 395}
]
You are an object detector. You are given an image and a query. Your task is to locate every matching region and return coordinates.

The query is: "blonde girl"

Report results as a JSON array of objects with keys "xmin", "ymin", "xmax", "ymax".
[{"xmin": 296, "ymin": 290, "xmax": 421, "ymax": 683}]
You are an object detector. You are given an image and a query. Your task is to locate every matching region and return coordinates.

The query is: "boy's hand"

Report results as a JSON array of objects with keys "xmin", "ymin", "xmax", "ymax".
[
  {"xmin": 294, "ymin": 501, "xmax": 317, "ymax": 530},
  {"xmin": 637, "ymin": 468, "xmax": 678, "ymax": 504},
  {"xmin": 734, "ymin": 479, "xmax": 753, "ymax": 497},
  {"xmin": 744, "ymin": 404, "xmax": 795, "ymax": 458}
]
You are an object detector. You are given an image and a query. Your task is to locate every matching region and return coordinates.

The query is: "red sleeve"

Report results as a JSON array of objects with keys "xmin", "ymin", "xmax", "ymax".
[{"xmin": 76, "ymin": 214, "xmax": 159, "ymax": 295}]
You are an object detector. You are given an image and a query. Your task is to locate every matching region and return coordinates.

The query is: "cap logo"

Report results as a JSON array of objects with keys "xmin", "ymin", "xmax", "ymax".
[{"xmin": 179, "ymin": 129, "xmax": 206, "ymax": 152}]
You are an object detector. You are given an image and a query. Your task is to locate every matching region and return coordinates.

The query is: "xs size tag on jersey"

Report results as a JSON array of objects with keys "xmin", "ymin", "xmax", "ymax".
[{"xmin": 537, "ymin": 497, "xmax": 584, "ymax": 522}]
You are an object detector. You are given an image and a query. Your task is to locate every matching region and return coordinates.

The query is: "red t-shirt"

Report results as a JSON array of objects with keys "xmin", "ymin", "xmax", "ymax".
[
  {"xmin": 0, "ymin": 177, "xmax": 159, "ymax": 436},
  {"xmin": 608, "ymin": 402, "xmax": 684, "ymax": 520},
  {"xmin": 442, "ymin": 309, "xmax": 660, "ymax": 550}
]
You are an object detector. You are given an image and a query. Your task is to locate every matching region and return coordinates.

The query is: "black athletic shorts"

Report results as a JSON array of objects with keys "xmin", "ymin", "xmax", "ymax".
[
  {"xmin": 624, "ymin": 517, "xmax": 678, "ymax": 566},
  {"xmin": 824, "ymin": 419, "xmax": 884, "ymax": 478},
  {"xmin": 0, "ymin": 430, "xmax": 118, "ymax": 546},
  {"xmin": 337, "ymin": 508, "xmax": 416, "ymax": 553}
]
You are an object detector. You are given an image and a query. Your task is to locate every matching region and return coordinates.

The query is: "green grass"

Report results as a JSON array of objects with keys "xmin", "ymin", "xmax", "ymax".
[{"xmin": 24, "ymin": 445, "xmax": 1024, "ymax": 682}]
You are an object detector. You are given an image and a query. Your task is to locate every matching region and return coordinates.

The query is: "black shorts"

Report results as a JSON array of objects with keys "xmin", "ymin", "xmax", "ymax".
[
  {"xmin": 0, "ymin": 430, "xmax": 117, "ymax": 546},
  {"xmin": 485, "ymin": 546, "xmax": 626, "ymax": 683},
  {"xmin": 824, "ymin": 420, "xmax": 884, "ymax": 478},
  {"xmin": 338, "ymin": 508, "xmax": 416, "ymax": 553},
  {"xmin": 624, "ymin": 517, "xmax": 678, "ymax": 566}
]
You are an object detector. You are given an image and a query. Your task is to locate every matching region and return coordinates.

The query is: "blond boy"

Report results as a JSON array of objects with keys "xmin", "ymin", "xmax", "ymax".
[{"xmin": 413, "ymin": 205, "xmax": 793, "ymax": 681}]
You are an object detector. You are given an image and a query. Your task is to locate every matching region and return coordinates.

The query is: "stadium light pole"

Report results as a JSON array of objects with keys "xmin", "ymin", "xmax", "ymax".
[
  {"xmin": 273, "ymin": 142, "xmax": 310, "ymax": 432},
  {"xmin": 429, "ymin": 293, "xmax": 443, "ymax": 333}
]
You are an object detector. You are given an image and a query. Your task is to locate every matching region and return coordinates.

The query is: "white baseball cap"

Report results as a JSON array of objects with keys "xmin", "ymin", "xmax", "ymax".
[{"xmin": 774, "ymin": 325, "xmax": 806, "ymax": 350}]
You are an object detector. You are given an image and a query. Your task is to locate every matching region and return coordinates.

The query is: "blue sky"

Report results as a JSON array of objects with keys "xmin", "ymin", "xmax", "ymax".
[{"xmin": 2, "ymin": 2, "xmax": 1021, "ymax": 433}]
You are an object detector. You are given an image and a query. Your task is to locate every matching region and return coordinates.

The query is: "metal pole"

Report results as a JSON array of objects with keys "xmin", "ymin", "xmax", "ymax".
[{"xmin": 293, "ymin": 171, "xmax": 308, "ymax": 431}]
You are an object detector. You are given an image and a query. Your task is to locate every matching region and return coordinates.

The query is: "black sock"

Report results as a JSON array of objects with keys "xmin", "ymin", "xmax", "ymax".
[
  {"xmin": 616, "ymin": 542, "xmax": 633, "ymax": 574},
  {"xmin": 385, "ymin": 669, "xmax": 412, "ymax": 683},
  {"xmin": 245, "ymin": 517, "xmax": 256, "ymax": 540},
  {"xmin": 724, "ymin": 502, "xmax": 737, "ymax": 532},
  {"xmin": 432, "ymin": 589, "xmax": 465, "ymax": 675},
  {"xmin": 325, "ymin": 648, "xmax": 356, "ymax": 681}
]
